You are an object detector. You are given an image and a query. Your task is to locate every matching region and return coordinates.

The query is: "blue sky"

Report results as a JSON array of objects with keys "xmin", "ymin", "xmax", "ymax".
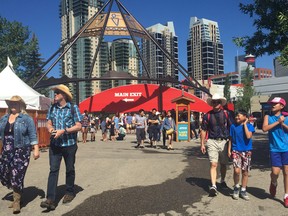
[{"xmin": 0, "ymin": 0, "xmax": 278, "ymax": 78}]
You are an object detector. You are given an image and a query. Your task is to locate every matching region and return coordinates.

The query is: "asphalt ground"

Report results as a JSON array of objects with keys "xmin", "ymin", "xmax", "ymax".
[{"xmin": 1, "ymin": 129, "xmax": 288, "ymax": 216}]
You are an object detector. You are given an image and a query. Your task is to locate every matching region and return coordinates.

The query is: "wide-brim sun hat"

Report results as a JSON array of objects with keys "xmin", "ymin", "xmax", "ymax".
[
  {"xmin": 52, "ymin": 84, "xmax": 73, "ymax": 101},
  {"xmin": 5, "ymin": 95, "xmax": 26, "ymax": 108},
  {"xmin": 206, "ymin": 93, "xmax": 227, "ymax": 106}
]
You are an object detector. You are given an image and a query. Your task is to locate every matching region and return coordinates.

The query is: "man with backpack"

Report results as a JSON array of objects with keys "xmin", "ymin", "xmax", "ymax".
[
  {"xmin": 40, "ymin": 84, "xmax": 82, "ymax": 210},
  {"xmin": 200, "ymin": 93, "xmax": 232, "ymax": 197}
]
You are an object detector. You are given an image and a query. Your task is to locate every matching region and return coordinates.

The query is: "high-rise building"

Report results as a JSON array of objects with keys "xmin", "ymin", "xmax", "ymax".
[
  {"xmin": 187, "ymin": 17, "xmax": 224, "ymax": 81},
  {"xmin": 107, "ymin": 38, "xmax": 139, "ymax": 90},
  {"xmin": 274, "ymin": 57, "xmax": 288, "ymax": 77},
  {"xmin": 142, "ymin": 22, "xmax": 179, "ymax": 84},
  {"xmin": 60, "ymin": 0, "xmax": 104, "ymax": 102}
]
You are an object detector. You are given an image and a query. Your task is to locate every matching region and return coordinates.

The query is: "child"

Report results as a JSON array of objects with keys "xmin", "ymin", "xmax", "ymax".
[
  {"xmin": 116, "ymin": 123, "xmax": 126, "ymax": 140},
  {"xmin": 262, "ymin": 97, "xmax": 288, "ymax": 208},
  {"xmin": 228, "ymin": 109, "xmax": 255, "ymax": 200}
]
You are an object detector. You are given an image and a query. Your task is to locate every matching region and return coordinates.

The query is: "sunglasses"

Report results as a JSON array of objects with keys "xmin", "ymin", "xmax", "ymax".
[
  {"xmin": 54, "ymin": 90, "xmax": 62, "ymax": 95},
  {"xmin": 211, "ymin": 100, "xmax": 221, "ymax": 104}
]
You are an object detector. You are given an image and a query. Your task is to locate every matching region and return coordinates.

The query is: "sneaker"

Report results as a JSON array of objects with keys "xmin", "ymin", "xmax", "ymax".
[
  {"xmin": 240, "ymin": 190, "xmax": 250, "ymax": 201},
  {"xmin": 220, "ymin": 181, "xmax": 229, "ymax": 189},
  {"xmin": 62, "ymin": 194, "xmax": 75, "ymax": 204},
  {"xmin": 209, "ymin": 186, "xmax": 218, "ymax": 197},
  {"xmin": 269, "ymin": 182, "xmax": 277, "ymax": 198},
  {"xmin": 40, "ymin": 199, "xmax": 56, "ymax": 210},
  {"xmin": 284, "ymin": 197, "xmax": 288, "ymax": 208},
  {"xmin": 139, "ymin": 145, "xmax": 145, "ymax": 148},
  {"xmin": 135, "ymin": 144, "xmax": 140, "ymax": 148},
  {"xmin": 232, "ymin": 186, "xmax": 240, "ymax": 200}
]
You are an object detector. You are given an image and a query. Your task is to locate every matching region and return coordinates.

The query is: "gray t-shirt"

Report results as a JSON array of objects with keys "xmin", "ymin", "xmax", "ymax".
[{"xmin": 135, "ymin": 115, "xmax": 146, "ymax": 129}]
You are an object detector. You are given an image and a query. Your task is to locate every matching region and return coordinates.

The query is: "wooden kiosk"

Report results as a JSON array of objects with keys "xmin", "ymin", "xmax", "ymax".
[{"xmin": 171, "ymin": 95, "xmax": 195, "ymax": 142}]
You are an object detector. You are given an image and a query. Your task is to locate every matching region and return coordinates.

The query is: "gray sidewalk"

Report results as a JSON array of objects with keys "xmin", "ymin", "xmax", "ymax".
[{"xmin": 0, "ymin": 130, "xmax": 287, "ymax": 216}]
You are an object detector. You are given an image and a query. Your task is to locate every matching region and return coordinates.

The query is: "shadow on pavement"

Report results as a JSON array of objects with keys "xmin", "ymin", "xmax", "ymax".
[
  {"xmin": 2, "ymin": 186, "xmax": 45, "ymax": 209},
  {"xmin": 63, "ymin": 146, "xmax": 210, "ymax": 216},
  {"xmin": 54, "ymin": 184, "xmax": 84, "ymax": 205},
  {"xmin": 63, "ymin": 131, "xmax": 272, "ymax": 215}
]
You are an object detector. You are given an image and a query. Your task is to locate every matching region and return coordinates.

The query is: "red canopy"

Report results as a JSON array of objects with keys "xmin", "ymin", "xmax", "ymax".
[{"xmin": 79, "ymin": 84, "xmax": 212, "ymax": 113}]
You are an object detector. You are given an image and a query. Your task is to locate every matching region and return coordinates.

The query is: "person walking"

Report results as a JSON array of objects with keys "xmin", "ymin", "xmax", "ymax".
[
  {"xmin": 200, "ymin": 93, "xmax": 232, "ymax": 196},
  {"xmin": 81, "ymin": 110, "xmax": 90, "ymax": 143},
  {"xmin": 161, "ymin": 110, "xmax": 177, "ymax": 150},
  {"xmin": 190, "ymin": 111, "xmax": 198, "ymax": 140},
  {"xmin": 262, "ymin": 97, "xmax": 288, "ymax": 207},
  {"xmin": 90, "ymin": 116, "xmax": 96, "ymax": 142},
  {"xmin": 0, "ymin": 95, "xmax": 39, "ymax": 214},
  {"xmin": 160, "ymin": 111, "xmax": 167, "ymax": 148},
  {"xmin": 135, "ymin": 109, "xmax": 147, "ymax": 148},
  {"xmin": 228, "ymin": 110, "xmax": 255, "ymax": 201},
  {"xmin": 40, "ymin": 84, "xmax": 82, "ymax": 211},
  {"xmin": 148, "ymin": 108, "xmax": 159, "ymax": 148}
]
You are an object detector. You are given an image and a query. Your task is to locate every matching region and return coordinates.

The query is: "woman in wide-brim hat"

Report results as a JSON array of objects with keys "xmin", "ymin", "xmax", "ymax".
[{"xmin": 0, "ymin": 95, "xmax": 39, "ymax": 214}]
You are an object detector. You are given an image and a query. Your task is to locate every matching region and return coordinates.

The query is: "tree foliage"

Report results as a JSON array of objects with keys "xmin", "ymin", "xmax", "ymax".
[
  {"xmin": 0, "ymin": 16, "xmax": 31, "ymax": 71},
  {"xmin": 0, "ymin": 16, "xmax": 48, "ymax": 95},
  {"xmin": 234, "ymin": 0, "xmax": 288, "ymax": 66},
  {"xmin": 223, "ymin": 74, "xmax": 231, "ymax": 102},
  {"xmin": 235, "ymin": 66, "xmax": 254, "ymax": 113}
]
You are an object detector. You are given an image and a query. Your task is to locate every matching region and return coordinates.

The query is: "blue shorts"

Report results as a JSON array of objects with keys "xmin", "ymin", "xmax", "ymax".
[{"xmin": 270, "ymin": 151, "xmax": 288, "ymax": 167}]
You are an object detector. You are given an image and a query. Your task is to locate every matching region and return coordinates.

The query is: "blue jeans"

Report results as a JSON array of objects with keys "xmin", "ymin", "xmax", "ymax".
[{"xmin": 46, "ymin": 144, "xmax": 78, "ymax": 201}]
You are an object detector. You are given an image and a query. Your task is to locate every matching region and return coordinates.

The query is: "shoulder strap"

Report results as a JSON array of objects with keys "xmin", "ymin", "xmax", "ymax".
[
  {"xmin": 70, "ymin": 103, "xmax": 75, "ymax": 117},
  {"xmin": 223, "ymin": 110, "xmax": 228, "ymax": 119},
  {"xmin": 49, "ymin": 103, "xmax": 75, "ymax": 117},
  {"xmin": 205, "ymin": 110, "xmax": 228, "ymax": 140}
]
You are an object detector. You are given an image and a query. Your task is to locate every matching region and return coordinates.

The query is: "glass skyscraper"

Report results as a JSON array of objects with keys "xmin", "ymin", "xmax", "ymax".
[
  {"xmin": 142, "ymin": 22, "xmax": 179, "ymax": 84},
  {"xmin": 60, "ymin": 0, "xmax": 104, "ymax": 102},
  {"xmin": 187, "ymin": 17, "xmax": 224, "ymax": 81}
]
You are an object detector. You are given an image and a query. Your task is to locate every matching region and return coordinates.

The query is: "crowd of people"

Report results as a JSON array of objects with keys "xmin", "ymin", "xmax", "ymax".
[
  {"xmin": 78, "ymin": 108, "xmax": 180, "ymax": 150},
  {"xmin": 1, "ymin": 84, "xmax": 288, "ymax": 213}
]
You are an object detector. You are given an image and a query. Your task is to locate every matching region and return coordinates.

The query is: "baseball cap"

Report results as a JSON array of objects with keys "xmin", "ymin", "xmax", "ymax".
[{"xmin": 268, "ymin": 97, "xmax": 286, "ymax": 106}]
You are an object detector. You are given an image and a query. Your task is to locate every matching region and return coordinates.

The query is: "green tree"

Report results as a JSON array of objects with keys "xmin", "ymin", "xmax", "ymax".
[
  {"xmin": 22, "ymin": 34, "xmax": 48, "ymax": 95},
  {"xmin": 0, "ymin": 16, "xmax": 31, "ymax": 71},
  {"xmin": 235, "ymin": 66, "xmax": 254, "ymax": 113},
  {"xmin": 234, "ymin": 0, "xmax": 288, "ymax": 66},
  {"xmin": 223, "ymin": 74, "xmax": 231, "ymax": 102},
  {"xmin": 0, "ymin": 16, "xmax": 48, "ymax": 95}
]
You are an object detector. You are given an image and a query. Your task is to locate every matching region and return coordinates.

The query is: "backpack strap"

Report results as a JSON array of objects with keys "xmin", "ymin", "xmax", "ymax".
[
  {"xmin": 50, "ymin": 103, "xmax": 75, "ymax": 118},
  {"xmin": 205, "ymin": 110, "xmax": 229, "ymax": 140}
]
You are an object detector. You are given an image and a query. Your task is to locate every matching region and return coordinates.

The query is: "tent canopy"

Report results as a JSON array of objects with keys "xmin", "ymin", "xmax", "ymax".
[
  {"xmin": 0, "ymin": 58, "xmax": 51, "ymax": 110},
  {"xmin": 80, "ymin": 84, "xmax": 212, "ymax": 113}
]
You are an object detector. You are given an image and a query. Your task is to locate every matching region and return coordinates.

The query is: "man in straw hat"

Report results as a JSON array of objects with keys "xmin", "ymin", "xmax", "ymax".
[
  {"xmin": 40, "ymin": 84, "xmax": 83, "ymax": 210},
  {"xmin": 200, "ymin": 93, "xmax": 232, "ymax": 196}
]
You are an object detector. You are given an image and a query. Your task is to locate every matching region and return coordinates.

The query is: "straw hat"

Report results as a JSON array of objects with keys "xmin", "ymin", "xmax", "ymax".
[
  {"xmin": 206, "ymin": 93, "xmax": 227, "ymax": 106},
  {"xmin": 52, "ymin": 84, "xmax": 73, "ymax": 101},
  {"xmin": 5, "ymin": 95, "xmax": 26, "ymax": 108}
]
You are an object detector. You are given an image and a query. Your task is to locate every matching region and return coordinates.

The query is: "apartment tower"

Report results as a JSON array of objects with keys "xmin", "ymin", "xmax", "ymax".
[
  {"xmin": 142, "ymin": 22, "xmax": 179, "ymax": 84},
  {"xmin": 187, "ymin": 17, "xmax": 224, "ymax": 81},
  {"xmin": 106, "ymin": 38, "xmax": 139, "ymax": 90},
  {"xmin": 60, "ymin": 0, "xmax": 104, "ymax": 102}
]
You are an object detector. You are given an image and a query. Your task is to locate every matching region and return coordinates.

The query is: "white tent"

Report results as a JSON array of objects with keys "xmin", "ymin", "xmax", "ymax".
[{"xmin": 0, "ymin": 58, "xmax": 51, "ymax": 110}]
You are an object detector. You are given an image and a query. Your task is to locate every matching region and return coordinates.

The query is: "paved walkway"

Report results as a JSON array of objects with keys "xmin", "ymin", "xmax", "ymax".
[{"xmin": 1, "ymin": 130, "xmax": 288, "ymax": 215}]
